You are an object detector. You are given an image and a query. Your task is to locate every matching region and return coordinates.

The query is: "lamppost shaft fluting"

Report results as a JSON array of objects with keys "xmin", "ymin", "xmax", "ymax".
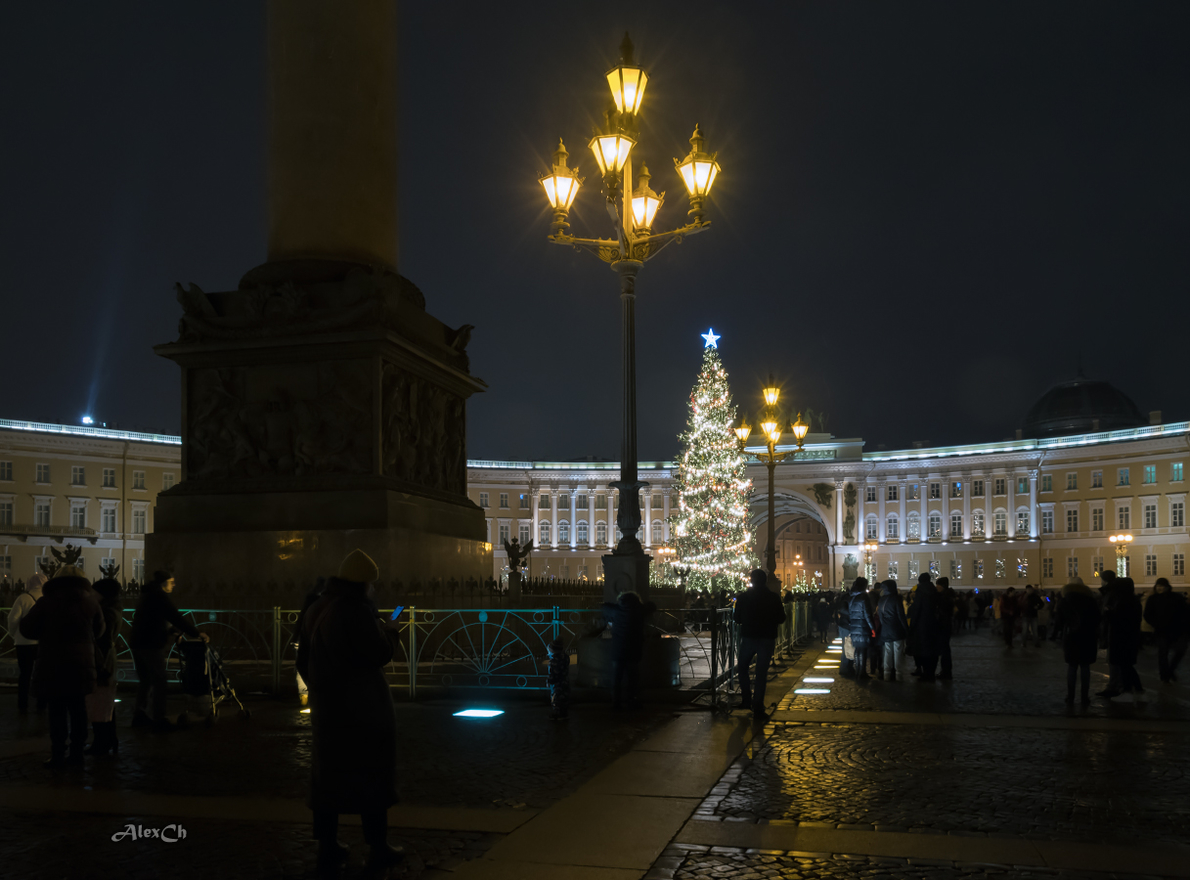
[
  {"xmin": 766, "ymin": 458, "xmax": 777, "ymax": 576},
  {"xmin": 612, "ymin": 259, "xmax": 643, "ymax": 553}
]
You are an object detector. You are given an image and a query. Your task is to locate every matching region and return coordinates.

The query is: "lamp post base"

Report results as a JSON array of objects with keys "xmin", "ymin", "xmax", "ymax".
[{"xmin": 602, "ymin": 550, "xmax": 652, "ymax": 605}]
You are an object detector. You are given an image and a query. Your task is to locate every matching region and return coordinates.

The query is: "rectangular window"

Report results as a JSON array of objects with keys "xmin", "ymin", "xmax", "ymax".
[
  {"xmin": 35, "ymin": 503, "xmax": 51, "ymax": 527},
  {"xmin": 498, "ymin": 493, "xmax": 509, "ymax": 509},
  {"xmin": 950, "ymin": 559, "xmax": 960, "ymax": 580},
  {"xmin": 971, "ymin": 480, "xmax": 984, "ymax": 498},
  {"xmin": 1118, "ymin": 506, "xmax": 1130, "ymax": 529},
  {"xmin": 1173, "ymin": 463, "xmax": 1184, "ymax": 482},
  {"xmin": 995, "ymin": 558, "xmax": 1006, "ymax": 579},
  {"xmin": 1017, "ymin": 557, "xmax": 1028, "ymax": 579},
  {"xmin": 886, "ymin": 517, "xmax": 899, "ymax": 540},
  {"xmin": 1093, "ymin": 556, "xmax": 1104, "ymax": 577},
  {"xmin": 994, "ymin": 478, "xmax": 1006, "ymax": 496},
  {"xmin": 162, "ymin": 472, "xmax": 175, "ymax": 490},
  {"xmin": 994, "ymin": 512, "xmax": 1007, "ymax": 536},
  {"xmin": 71, "ymin": 504, "xmax": 86, "ymax": 529},
  {"xmin": 972, "ymin": 512, "xmax": 985, "ymax": 537},
  {"xmin": 100, "ymin": 557, "xmax": 115, "ymax": 573},
  {"xmin": 102, "ymin": 467, "xmax": 116, "ymax": 488},
  {"xmin": 1091, "ymin": 470, "xmax": 1103, "ymax": 489},
  {"xmin": 0, "ymin": 461, "xmax": 11, "ymax": 481},
  {"xmin": 866, "ymin": 518, "xmax": 878, "ymax": 540},
  {"xmin": 1067, "ymin": 556, "xmax": 1079, "ymax": 578},
  {"xmin": 479, "ymin": 493, "xmax": 489, "ymax": 508},
  {"xmin": 132, "ymin": 509, "xmax": 146, "ymax": 534},
  {"xmin": 1118, "ymin": 468, "xmax": 1130, "ymax": 487},
  {"xmin": 887, "ymin": 561, "xmax": 898, "ymax": 580},
  {"xmin": 908, "ymin": 484, "xmax": 920, "ymax": 500},
  {"xmin": 866, "ymin": 486, "xmax": 877, "ymax": 502},
  {"xmin": 951, "ymin": 481, "xmax": 962, "ymax": 499},
  {"xmin": 652, "ymin": 494, "xmax": 663, "ymax": 509},
  {"xmin": 518, "ymin": 494, "xmax": 529, "ymax": 509},
  {"xmin": 132, "ymin": 558, "xmax": 145, "ymax": 583},
  {"xmin": 929, "ymin": 482, "xmax": 940, "ymax": 500},
  {"xmin": 133, "ymin": 470, "xmax": 146, "ymax": 490},
  {"xmin": 1016, "ymin": 511, "xmax": 1029, "ymax": 534},
  {"xmin": 1041, "ymin": 475, "xmax": 1052, "ymax": 493},
  {"xmin": 539, "ymin": 494, "xmax": 551, "ymax": 509},
  {"xmin": 1066, "ymin": 509, "xmax": 1079, "ymax": 533},
  {"xmin": 71, "ymin": 465, "xmax": 85, "ymax": 486},
  {"xmin": 950, "ymin": 513, "xmax": 962, "ymax": 538},
  {"xmin": 0, "ymin": 555, "xmax": 10, "ymax": 582},
  {"xmin": 1092, "ymin": 508, "xmax": 1104, "ymax": 531},
  {"xmin": 518, "ymin": 523, "xmax": 531, "ymax": 544},
  {"xmin": 1144, "ymin": 503, "xmax": 1157, "ymax": 529},
  {"xmin": 595, "ymin": 495, "xmax": 607, "ymax": 510},
  {"xmin": 1066, "ymin": 473, "xmax": 1077, "ymax": 491},
  {"xmin": 539, "ymin": 521, "xmax": 551, "ymax": 545},
  {"xmin": 974, "ymin": 559, "xmax": 984, "ymax": 579},
  {"xmin": 1172, "ymin": 501, "xmax": 1185, "ymax": 527},
  {"xmin": 1017, "ymin": 477, "xmax": 1028, "ymax": 495},
  {"xmin": 1144, "ymin": 554, "xmax": 1157, "ymax": 576},
  {"xmin": 597, "ymin": 521, "xmax": 607, "ymax": 545},
  {"xmin": 1042, "ymin": 510, "xmax": 1054, "ymax": 534},
  {"xmin": 577, "ymin": 494, "xmax": 589, "ymax": 510},
  {"xmin": 908, "ymin": 559, "xmax": 919, "ymax": 579},
  {"xmin": 929, "ymin": 560, "xmax": 940, "ymax": 577},
  {"xmin": 558, "ymin": 494, "xmax": 570, "ymax": 511},
  {"xmin": 1174, "ymin": 554, "xmax": 1185, "ymax": 577},
  {"xmin": 36, "ymin": 464, "xmax": 50, "ymax": 483},
  {"xmin": 928, "ymin": 513, "xmax": 942, "ymax": 538},
  {"xmin": 498, "ymin": 523, "xmax": 510, "ymax": 544},
  {"xmin": 1143, "ymin": 465, "xmax": 1157, "ymax": 484},
  {"xmin": 1043, "ymin": 557, "xmax": 1054, "ymax": 579},
  {"xmin": 887, "ymin": 485, "xmax": 899, "ymax": 502},
  {"xmin": 0, "ymin": 501, "xmax": 12, "ymax": 526},
  {"xmin": 577, "ymin": 521, "xmax": 589, "ymax": 544},
  {"xmin": 101, "ymin": 508, "xmax": 116, "ymax": 533}
]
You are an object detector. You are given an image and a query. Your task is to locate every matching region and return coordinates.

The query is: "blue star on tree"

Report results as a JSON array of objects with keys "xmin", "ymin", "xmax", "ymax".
[{"xmin": 701, "ymin": 328, "xmax": 720, "ymax": 349}]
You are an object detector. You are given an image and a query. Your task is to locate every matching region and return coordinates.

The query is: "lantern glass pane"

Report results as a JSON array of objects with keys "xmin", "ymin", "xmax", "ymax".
[
  {"xmin": 560, "ymin": 176, "xmax": 580, "ymax": 209},
  {"xmin": 541, "ymin": 177, "xmax": 558, "ymax": 208},
  {"xmin": 678, "ymin": 161, "xmax": 697, "ymax": 195}
]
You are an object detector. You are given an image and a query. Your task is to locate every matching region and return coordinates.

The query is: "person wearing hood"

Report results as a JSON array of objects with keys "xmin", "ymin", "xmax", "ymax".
[
  {"xmin": 129, "ymin": 570, "xmax": 207, "ymax": 731},
  {"xmin": 734, "ymin": 569, "xmax": 787, "ymax": 718},
  {"xmin": 86, "ymin": 578, "xmax": 124, "ymax": 757},
  {"xmin": 1099, "ymin": 576, "xmax": 1144, "ymax": 698},
  {"xmin": 298, "ymin": 549, "xmax": 405, "ymax": 873},
  {"xmin": 908, "ymin": 574, "xmax": 941, "ymax": 681},
  {"xmin": 17, "ymin": 565, "xmax": 105, "ymax": 768},
  {"xmin": 603, "ymin": 589, "xmax": 657, "ymax": 711},
  {"xmin": 1143, "ymin": 577, "xmax": 1187, "ymax": 683},
  {"xmin": 846, "ymin": 578, "xmax": 875, "ymax": 680},
  {"xmin": 877, "ymin": 580, "xmax": 910, "ymax": 682},
  {"xmin": 8, "ymin": 572, "xmax": 48, "ymax": 713},
  {"xmin": 1054, "ymin": 577, "xmax": 1099, "ymax": 704}
]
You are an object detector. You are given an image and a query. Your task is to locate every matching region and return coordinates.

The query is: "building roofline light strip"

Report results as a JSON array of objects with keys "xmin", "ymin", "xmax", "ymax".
[{"xmin": 0, "ymin": 419, "xmax": 182, "ymax": 446}]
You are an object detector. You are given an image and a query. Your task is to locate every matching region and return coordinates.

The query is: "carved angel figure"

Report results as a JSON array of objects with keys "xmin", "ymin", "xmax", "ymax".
[{"xmin": 503, "ymin": 537, "xmax": 534, "ymax": 573}]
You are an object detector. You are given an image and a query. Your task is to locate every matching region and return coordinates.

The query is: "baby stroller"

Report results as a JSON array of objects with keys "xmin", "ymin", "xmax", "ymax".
[{"xmin": 177, "ymin": 637, "xmax": 251, "ymax": 725}]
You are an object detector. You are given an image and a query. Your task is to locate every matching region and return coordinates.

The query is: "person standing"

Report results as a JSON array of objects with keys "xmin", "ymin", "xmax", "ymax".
[
  {"xmin": 1021, "ymin": 585, "xmax": 1043, "ymax": 647},
  {"xmin": 814, "ymin": 596, "xmax": 832, "ymax": 644},
  {"xmin": 546, "ymin": 639, "xmax": 570, "ymax": 720},
  {"xmin": 8, "ymin": 572, "xmax": 47, "ymax": 714},
  {"xmin": 909, "ymin": 574, "xmax": 940, "ymax": 681},
  {"xmin": 1100, "ymin": 576, "xmax": 1144, "ymax": 698},
  {"xmin": 85, "ymin": 578, "xmax": 123, "ymax": 757},
  {"xmin": 1055, "ymin": 577, "xmax": 1099, "ymax": 704},
  {"xmin": 17, "ymin": 565, "xmax": 104, "ymax": 768},
  {"xmin": 734, "ymin": 569, "xmax": 787, "ymax": 718},
  {"xmin": 846, "ymin": 578, "xmax": 874, "ymax": 681},
  {"xmin": 1144, "ymin": 577, "xmax": 1186, "ymax": 684},
  {"xmin": 298, "ymin": 549, "xmax": 404, "ymax": 872},
  {"xmin": 935, "ymin": 577, "xmax": 955, "ymax": 680},
  {"xmin": 602, "ymin": 590, "xmax": 654, "ymax": 710},
  {"xmin": 877, "ymin": 580, "xmax": 910, "ymax": 682},
  {"xmin": 1000, "ymin": 587, "xmax": 1020, "ymax": 648},
  {"xmin": 128, "ymin": 571, "xmax": 207, "ymax": 731}
]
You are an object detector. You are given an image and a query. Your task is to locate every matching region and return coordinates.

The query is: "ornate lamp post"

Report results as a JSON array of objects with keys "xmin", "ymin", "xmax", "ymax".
[
  {"xmin": 863, "ymin": 539, "xmax": 879, "ymax": 583},
  {"xmin": 1108, "ymin": 533, "xmax": 1133, "ymax": 578},
  {"xmin": 735, "ymin": 378, "xmax": 809, "ymax": 584},
  {"xmin": 540, "ymin": 35, "xmax": 722, "ymax": 599}
]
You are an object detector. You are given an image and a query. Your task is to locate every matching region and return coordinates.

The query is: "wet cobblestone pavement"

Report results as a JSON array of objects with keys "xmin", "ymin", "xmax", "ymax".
[{"xmin": 653, "ymin": 844, "xmax": 1178, "ymax": 880}]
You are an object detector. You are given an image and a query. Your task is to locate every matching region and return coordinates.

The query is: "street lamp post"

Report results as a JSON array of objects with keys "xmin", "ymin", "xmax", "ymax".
[
  {"xmin": 863, "ymin": 539, "xmax": 879, "ymax": 583},
  {"xmin": 540, "ymin": 35, "xmax": 722, "ymax": 601},
  {"xmin": 1109, "ymin": 533, "xmax": 1133, "ymax": 578},
  {"xmin": 735, "ymin": 378, "xmax": 809, "ymax": 586}
]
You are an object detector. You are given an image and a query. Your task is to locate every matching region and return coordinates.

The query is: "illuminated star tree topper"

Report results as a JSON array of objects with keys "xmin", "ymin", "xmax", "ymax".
[{"xmin": 671, "ymin": 338, "xmax": 756, "ymax": 592}]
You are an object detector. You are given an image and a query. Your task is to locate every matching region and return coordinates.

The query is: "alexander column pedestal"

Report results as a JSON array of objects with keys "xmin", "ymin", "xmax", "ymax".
[{"xmin": 145, "ymin": 1, "xmax": 490, "ymax": 606}]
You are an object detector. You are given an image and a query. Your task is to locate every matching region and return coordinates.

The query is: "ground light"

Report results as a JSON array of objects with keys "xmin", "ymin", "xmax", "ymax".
[
  {"xmin": 803, "ymin": 677, "xmax": 834, "ymax": 683},
  {"xmin": 453, "ymin": 709, "xmax": 505, "ymax": 718},
  {"xmin": 300, "ymin": 708, "xmax": 311, "ymax": 714},
  {"xmin": 794, "ymin": 689, "xmax": 830, "ymax": 694}
]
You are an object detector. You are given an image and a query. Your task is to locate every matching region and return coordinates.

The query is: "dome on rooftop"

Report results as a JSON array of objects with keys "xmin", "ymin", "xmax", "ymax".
[{"xmin": 1022, "ymin": 378, "xmax": 1144, "ymax": 438}]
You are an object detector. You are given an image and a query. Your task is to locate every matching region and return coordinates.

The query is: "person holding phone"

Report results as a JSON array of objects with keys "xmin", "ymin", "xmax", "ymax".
[{"xmin": 298, "ymin": 549, "xmax": 404, "ymax": 873}]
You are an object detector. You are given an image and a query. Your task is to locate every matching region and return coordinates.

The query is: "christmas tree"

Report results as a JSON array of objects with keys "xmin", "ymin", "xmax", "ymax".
[{"xmin": 671, "ymin": 330, "xmax": 757, "ymax": 592}]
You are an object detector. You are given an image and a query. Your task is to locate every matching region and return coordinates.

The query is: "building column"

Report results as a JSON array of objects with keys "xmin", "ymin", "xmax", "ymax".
[
  {"xmin": 878, "ymin": 480, "xmax": 887, "ymax": 541},
  {"xmin": 899, "ymin": 481, "xmax": 907, "ymax": 539},
  {"xmin": 963, "ymin": 476, "xmax": 972, "ymax": 540},
  {"xmin": 550, "ymin": 489, "xmax": 559, "ymax": 548},
  {"xmin": 570, "ymin": 489, "xmax": 578, "ymax": 550},
  {"xmin": 662, "ymin": 487, "xmax": 671, "ymax": 542},
  {"xmin": 530, "ymin": 481, "xmax": 540, "ymax": 551},
  {"xmin": 1007, "ymin": 471, "xmax": 1017, "ymax": 538},
  {"xmin": 835, "ymin": 481, "xmax": 844, "ymax": 546},
  {"xmin": 941, "ymin": 478, "xmax": 950, "ymax": 541},
  {"xmin": 1029, "ymin": 472, "xmax": 1039, "ymax": 538},
  {"xmin": 643, "ymin": 488, "xmax": 653, "ymax": 548}
]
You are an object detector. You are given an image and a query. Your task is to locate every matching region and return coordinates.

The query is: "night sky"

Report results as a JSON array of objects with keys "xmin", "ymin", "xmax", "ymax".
[{"xmin": 1, "ymin": 2, "xmax": 1187, "ymax": 461}]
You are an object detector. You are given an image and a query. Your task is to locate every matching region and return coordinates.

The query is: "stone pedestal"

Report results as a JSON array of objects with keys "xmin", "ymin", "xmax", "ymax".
[
  {"xmin": 507, "ymin": 570, "xmax": 523, "ymax": 603},
  {"xmin": 602, "ymin": 551, "xmax": 652, "ymax": 603}
]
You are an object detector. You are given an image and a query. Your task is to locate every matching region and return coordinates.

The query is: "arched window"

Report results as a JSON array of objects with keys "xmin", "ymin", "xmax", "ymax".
[
  {"xmin": 596, "ymin": 521, "xmax": 608, "ymax": 545},
  {"xmin": 576, "ymin": 521, "xmax": 588, "ymax": 544},
  {"xmin": 1016, "ymin": 509, "xmax": 1030, "ymax": 534},
  {"xmin": 972, "ymin": 511, "xmax": 985, "ymax": 537},
  {"xmin": 865, "ymin": 515, "xmax": 878, "ymax": 540},
  {"xmin": 558, "ymin": 520, "xmax": 571, "ymax": 543},
  {"xmin": 886, "ymin": 515, "xmax": 899, "ymax": 540},
  {"xmin": 950, "ymin": 512, "xmax": 963, "ymax": 538},
  {"xmin": 993, "ymin": 511, "xmax": 1007, "ymax": 536},
  {"xmin": 907, "ymin": 511, "xmax": 921, "ymax": 539},
  {"xmin": 928, "ymin": 512, "xmax": 942, "ymax": 538},
  {"xmin": 539, "ymin": 520, "xmax": 551, "ymax": 545},
  {"xmin": 651, "ymin": 520, "xmax": 663, "ymax": 544}
]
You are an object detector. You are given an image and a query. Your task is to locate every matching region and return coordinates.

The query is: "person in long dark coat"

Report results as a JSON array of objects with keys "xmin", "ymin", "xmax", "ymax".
[
  {"xmin": 18, "ymin": 565, "xmax": 105, "ymax": 768},
  {"xmin": 1054, "ymin": 578, "xmax": 1099, "ymax": 704},
  {"xmin": 298, "ymin": 550, "xmax": 404, "ymax": 872},
  {"xmin": 85, "ymin": 578, "xmax": 124, "ymax": 757},
  {"xmin": 602, "ymin": 590, "xmax": 656, "ymax": 709},
  {"xmin": 1144, "ymin": 578, "xmax": 1188, "ymax": 683},
  {"xmin": 129, "ymin": 570, "xmax": 206, "ymax": 730},
  {"xmin": 847, "ymin": 579, "xmax": 874, "ymax": 680},
  {"xmin": 935, "ymin": 578, "xmax": 955, "ymax": 680},
  {"xmin": 908, "ymin": 574, "xmax": 941, "ymax": 681},
  {"xmin": 877, "ymin": 580, "xmax": 910, "ymax": 681},
  {"xmin": 1100, "ymin": 576, "xmax": 1144, "ymax": 697}
]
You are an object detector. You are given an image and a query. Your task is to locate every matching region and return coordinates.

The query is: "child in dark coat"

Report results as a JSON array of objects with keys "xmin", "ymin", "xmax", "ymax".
[{"xmin": 546, "ymin": 640, "xmax": 570, "ymax": 720}]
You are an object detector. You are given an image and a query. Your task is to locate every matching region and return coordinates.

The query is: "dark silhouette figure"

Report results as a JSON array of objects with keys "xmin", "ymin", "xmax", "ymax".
[
  {"xmin": 602, "ymin": 591, "xmax": 655, "ymax": 710},
  {"xmin": 1144, "ymin": 578, "xmax": 1188, "ymax": 683},
  {"xmin": 1055, "ymin": 577, "xmax": 1099, "ymax": 704},
  {"xmin": 129, "ymin": 571, "xmax": 205, "ymax": 731},
  {"xmin": 909, "ymin": 574, "xmax": 941, "ymax": 681},
  {"xmin": 1100, "ymin": 576, "xmax": 1144, "ymax": 697},
  {"xmin": 847, "ymin": 578, "xmax": 874, "ymax": 680},
  {"xmin": 734, "ymin": 569, "xmax": 787, "ymax": 718}
]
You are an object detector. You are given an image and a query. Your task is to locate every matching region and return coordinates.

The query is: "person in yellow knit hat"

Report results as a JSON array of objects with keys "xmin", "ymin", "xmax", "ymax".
[{"xmin": 297, "ymin": 549, "xmax": 405, "ymax": 872}]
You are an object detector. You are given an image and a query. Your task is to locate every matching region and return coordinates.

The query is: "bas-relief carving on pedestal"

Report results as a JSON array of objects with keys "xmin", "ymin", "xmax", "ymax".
[
  {"xmin": 843, "ymin": 554, "xmax": 859, "ymax": 583},
  {"xmin": 381, "ymin": 363, "xmax": 466, "ymax": 495},
  {"xmin": 188, "ymin": 362, "xmax": 372, "ymax": 481}
]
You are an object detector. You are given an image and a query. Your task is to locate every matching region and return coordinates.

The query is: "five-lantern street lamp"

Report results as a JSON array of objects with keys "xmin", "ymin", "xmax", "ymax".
[
  {"xmin": 1109, "ymin": 533, "xmax": 1133, "ymax": 578},
  {"xmin": 539, "ymin": 34, "xmax": 721, "ymax": 596},
  {"xmin": 734, "ymin": 377, "xmax": 809, "ymax": 582},
  {"xmin": 863, "ymin": 539, "xmax": 879, "ymax": 583}
]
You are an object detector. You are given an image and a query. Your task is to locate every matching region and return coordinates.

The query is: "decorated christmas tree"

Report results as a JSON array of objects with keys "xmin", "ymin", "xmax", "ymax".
[{"xmin": 671, "ymin": 330, "xmax": 757, "ymax": 592}]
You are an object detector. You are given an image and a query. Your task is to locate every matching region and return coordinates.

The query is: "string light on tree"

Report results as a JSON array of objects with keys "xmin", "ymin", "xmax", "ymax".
[{"xmin": 671, "ymin": 331, "xmax": 757, "ymax": 592}]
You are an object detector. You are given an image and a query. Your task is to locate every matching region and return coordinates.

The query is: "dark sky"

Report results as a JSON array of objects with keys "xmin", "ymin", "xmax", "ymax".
[{"xmin": 2, "ymin": 2, "xmax": 1187, "ymax": 460}]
